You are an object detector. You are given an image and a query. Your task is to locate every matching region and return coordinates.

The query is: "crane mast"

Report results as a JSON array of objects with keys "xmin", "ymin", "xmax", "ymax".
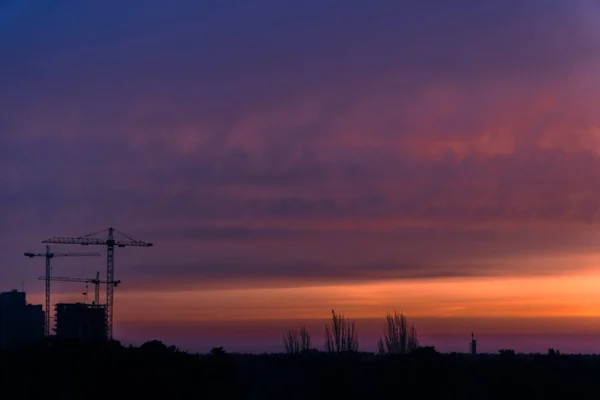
[
  {"xmin": 42, "ymin": 227, "xmax": 152, "ymax": 339},
  {"xmin": 94, "ymin": 271, "xmax": 100, "ymax": 306},
  {"xmin": 106, "ymin": 228, "xmax": 115, "ymax": 338},
  {"xmin": 24, "ymin": 245, "xmax": 101, "ymax": 336}
]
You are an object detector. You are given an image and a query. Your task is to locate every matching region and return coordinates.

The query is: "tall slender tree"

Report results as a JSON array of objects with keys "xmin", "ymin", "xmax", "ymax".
[
  {"xmin": 299, "ymin": 325, "xmax": 311, "ymax": 351},
  {"xmin": 325, "ymin": 309, "xmax": 358, "ymax": 352},
  {"xmin": 377, "ymin": 311, "xmax": 419, "ymax": 354},
  {"xmin": 283, "ymin": 325, "xmax": 312, "ymax": 353},
  {"xmin": 283, "ymin": 328, "xmax": 300, "ymax": 354}
]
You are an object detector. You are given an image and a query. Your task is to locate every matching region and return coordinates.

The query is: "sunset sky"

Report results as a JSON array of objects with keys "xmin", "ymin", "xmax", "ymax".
[{"xmin": 2, "ymin": 0, "xmax": 600, "ymax": 353}]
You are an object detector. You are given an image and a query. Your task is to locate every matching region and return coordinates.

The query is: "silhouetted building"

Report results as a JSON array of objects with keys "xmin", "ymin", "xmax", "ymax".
[
  {"xmin": 54, "ymin": 303, "xmax": 107, "ymax": 341},
  {"xmin": 470, "ymin": 332, "xmax": 477, "ymax": 355},
  {"xmin": 0, "ymin": 290, "xmax": 45, "ymax": 350}
]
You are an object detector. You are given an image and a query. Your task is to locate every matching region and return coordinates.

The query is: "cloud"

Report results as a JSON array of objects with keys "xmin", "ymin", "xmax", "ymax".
[
  {"xmin": 119, "ymin": 262, "xmax": 473, "ymax": 292},
  {"xmin": 2, "ymin": 0, "xmax": 600, "ymax": 290},
  {"xmin": 113, "ymin": 222, "xmax": 600, "ymax": 292},
  {"xmin": 147, "ymin": 225, "xmax": 308, "ymax": 241}
]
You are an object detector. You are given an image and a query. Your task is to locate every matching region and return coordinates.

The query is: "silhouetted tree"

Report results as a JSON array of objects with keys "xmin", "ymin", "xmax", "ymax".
[
  {"xmin": 325, "ymin": 309, "xmax": 358, "ymax": 352},
  {"xmin": 499, "ymin": 349, "xmax": 515, "ymax": 357},
  {"xmin": 548, "ymin": 348, "xmax": 561, "ymax": 356},
  {"xmin": 284, "ymin": 325, "xmax": 312, "ymax": 353},
  {"xmin": 300, "ymin": 325, "xmax": 311, "ymax": 351},
  {"xmin": 210, "ymin": 346, "xmax": 226, "ymax": 357},
  {"xmin": 412, "ymin": 345, "xmax": 438, "ymax": 355},
  {"xmin": 140, "ymin": 339, "xmax": 169, "ymax": 353},
  {"xmin": 284, "ymin": 328, "xmax": 300, "ymax": 354},
  {"xmin": 377, "ymin": 311, "xmax": 419, "ymax": 354}
]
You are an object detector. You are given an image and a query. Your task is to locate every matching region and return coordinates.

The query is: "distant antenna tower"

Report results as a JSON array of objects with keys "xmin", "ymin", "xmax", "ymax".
[
  {"xmin": 470, "ymin": 332, "xmax": 477, "ymax": 355},
  {"xmin": 82, "ymin": 284, "xmax": 89, "ymax": 304}
]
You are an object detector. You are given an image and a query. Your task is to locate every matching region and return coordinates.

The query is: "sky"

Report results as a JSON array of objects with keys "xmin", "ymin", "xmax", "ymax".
[{"xmin": 2, "ymin": 0, "xmax": 600, "ymax": 353}]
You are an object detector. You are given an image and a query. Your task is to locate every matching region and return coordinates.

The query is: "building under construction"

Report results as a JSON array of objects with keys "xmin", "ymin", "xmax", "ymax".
[{"xmin": 54, "ymin": 303, "xmax": 107, "ymax": 341}]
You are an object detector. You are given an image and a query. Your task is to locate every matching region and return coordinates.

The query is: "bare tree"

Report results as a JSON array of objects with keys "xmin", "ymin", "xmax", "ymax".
[
  {"xmin": 377, "ymin": 311, "xmax": 419, "ymax": 354},
  {"xmin": 283, "ymin": 328, "xmax": 300, "ymax": 354},
  {"xmin": 407, "ymin": 325, "xmax": 418, "ymax": 352},
  {"xmin": 300, "ymin": 325, "xmax": 311, "ymax": 351},
  {"xmin": 284, "ymin": 325, "xmax": 312, "ymax": 353},
  {"xmin": 325, "ymin": 309, "xmax": 358, "ymax": 352}
]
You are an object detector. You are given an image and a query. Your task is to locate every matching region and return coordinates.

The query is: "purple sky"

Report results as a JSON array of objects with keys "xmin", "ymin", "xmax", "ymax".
[{"xmin": 2, "ymin": 0, "xmax": 600, "ymax": 353}]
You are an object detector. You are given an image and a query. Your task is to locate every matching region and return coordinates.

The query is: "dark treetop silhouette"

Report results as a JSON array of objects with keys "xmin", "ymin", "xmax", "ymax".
[
  {"xmin": 2, "ymin": 337, "xmax": 600, "ymax": 400},
  {"xmin": 0, "ymin": 308, "xmax": 598, "ymax": 399}
]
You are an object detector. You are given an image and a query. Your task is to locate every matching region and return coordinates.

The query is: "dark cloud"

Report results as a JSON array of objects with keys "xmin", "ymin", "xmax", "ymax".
[
  {"xmin": 119, "ymin": 255, "xmax": 577, "ymax": 292},
  {"xmin": 109, "ymin": 223, "xmax": 600, "ymax": 292},
  {"xmin": 3, "ymin": 0, "xmax": 597, "ymax": 111},
  {"xmin": 147, "ymin": 225, "xmax": 308, "ymax": 241},
  {"xmin": 119, "ymin": 260, "xmax": 481, "ymax": 291}
]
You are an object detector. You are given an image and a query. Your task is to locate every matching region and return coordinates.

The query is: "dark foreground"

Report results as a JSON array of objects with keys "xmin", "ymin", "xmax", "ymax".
[{"xmin": 2, "ymin": 340, "xmax": 600, "ymax": 399}]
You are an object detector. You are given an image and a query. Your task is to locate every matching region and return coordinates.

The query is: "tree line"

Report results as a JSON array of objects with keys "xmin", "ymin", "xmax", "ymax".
[{"xmin": 283, "ymin": 309, "xmax": 419, "ymax": 355}]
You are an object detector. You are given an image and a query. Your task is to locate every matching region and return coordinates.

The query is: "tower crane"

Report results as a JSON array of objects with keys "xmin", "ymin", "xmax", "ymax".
[
  {"xmin": 42, "ymin": 227, "xmax": 152, "ymax": 339},
  {"xmin": 24, "ymin": 245, "xmax": 101, "ymax": 336},
  {"xmin": 38, "ymin": 271, "xmax": 121, "ymax": 306}
]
